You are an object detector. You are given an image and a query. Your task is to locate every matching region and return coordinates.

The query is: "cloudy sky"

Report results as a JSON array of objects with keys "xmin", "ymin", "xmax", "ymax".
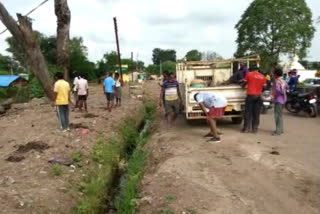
[{"xmin": 0, "ymin": 0, "xmax": 319, "ymax": 65}]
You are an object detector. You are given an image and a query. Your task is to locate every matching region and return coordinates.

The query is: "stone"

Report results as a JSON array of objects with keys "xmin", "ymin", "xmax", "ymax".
[{"xmin": 0, "ymin": 176, "xmax": 16, "ymax": 187}]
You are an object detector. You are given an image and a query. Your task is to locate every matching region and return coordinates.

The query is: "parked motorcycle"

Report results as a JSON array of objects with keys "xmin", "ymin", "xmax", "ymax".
[
  {"xmin": 285, "ymin": 91, "xmax": 318, "ymax": 117},
  {"xmin": 261, "ymin": 90, "xmax": 272, "ymax": 114}
]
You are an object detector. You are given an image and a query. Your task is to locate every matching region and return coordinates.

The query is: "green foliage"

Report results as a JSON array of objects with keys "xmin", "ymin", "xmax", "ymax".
[
  {"xmin": 185, "ymin": 50, "xmax": 202, "ymax": 61},
  {"xmin": 115, "ymin": 149, "xmax": 146, "ymax": 214},
  {"xmin": 152, "ymin": 209, "xmax": 176, "ymax": 214},
  {"xmin": 30, "ymin": 77, "xmax": 44, "ymax": 98},
  {"xmin": 72, "ymin": 151, "xmax": 83, "ymax": 163},
  {"xmin": 145, "ymin": 61, "xmax": 176, "ymax": 75},
  {"xmin": 49, "ymin": 164, "xmax": 63, "ymax": 177},
  {"xmin": 164, "ymin": 194, "xmax": 176, "ymax": 203},
  {"xmin": 162, "ymin": 61, "xmax": 176, "ymax": 74},
  {"xmin": 145, "ymin": 64, "xmax": 160, "ymax": 75},
  {"xmin": 73, "ymin": 136, "xmax": 122, "ymax": 214},
  {"xmin": 152, "ymin": 48, "xmax": 176, "ymax": 65},
  {"xmin": 0, "ymin": 54, "xmax": 11, "ymax": 71},
  {"xmin": 72, "ymin": 103, "xmax": 156, "ymax": 214},
  {"xmin": 118, "ymin": 118, "xmax": 140, "ymax": 156},
  {"xmin": 235, "ymin": 0, "xmax": 315, "ymax": 71}
]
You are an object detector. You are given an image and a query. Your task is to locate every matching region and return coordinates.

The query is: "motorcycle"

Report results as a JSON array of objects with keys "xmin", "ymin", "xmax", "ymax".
[
  {"xmin": 285, "ymin": 91, "xmax": 318, "ymax": 117},
  {"xmin": 261, "ymin": 90, "xmax": 272, "ymax": 114}
]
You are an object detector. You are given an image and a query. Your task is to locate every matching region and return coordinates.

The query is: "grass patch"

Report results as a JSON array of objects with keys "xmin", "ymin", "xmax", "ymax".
[
  {"xmin": 164, "ymin": 194, "xmax": 176, "ymax": 203},
  {"xmin": 71, "ymin": 151, "xmax": 83, "ymax": 163},
  {"xmin": 49, "ymin": 164, "xmax": 63, "ymax": 176},
  {"xmin": 115, "ymin": 102, "xmax": 156, "ymax": 214},
  {"xmin": 70, "ymin": 102, "xmax": 156, "ymax": 214},
  {"xmin": 151, "ymin": 209, "xmax": 176, "ymax": 214}
]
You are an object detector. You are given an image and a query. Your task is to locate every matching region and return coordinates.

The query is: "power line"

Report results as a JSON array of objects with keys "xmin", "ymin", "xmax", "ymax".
[{"xmin": 0, "ymin": 0, "xmax": 50, "ymax": 36}]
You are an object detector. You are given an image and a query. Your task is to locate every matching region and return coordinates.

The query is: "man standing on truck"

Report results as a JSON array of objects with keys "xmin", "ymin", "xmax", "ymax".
[
  {"xmin": 194, "ymin": 93, "xmax": 227, "ymax": 143},
  {"xmin": 160, "ymin": 72, "xmax": 182, "ymax": 127},
  {"xmin": 242, "ymin": 65, "xmax": 266, "ymax": 133}
]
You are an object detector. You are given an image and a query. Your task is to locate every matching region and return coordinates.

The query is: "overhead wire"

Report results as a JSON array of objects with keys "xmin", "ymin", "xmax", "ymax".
[{"xmin": 0, "ymin": 0, "xmax": 50, "ymax": 36}]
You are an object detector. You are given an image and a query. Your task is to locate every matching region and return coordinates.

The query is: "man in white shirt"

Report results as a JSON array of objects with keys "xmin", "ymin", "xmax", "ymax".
[
  {"xmin": 76, "ymin": 76, "xmax": 89, "ymax": 112},
  {"xmin": 194, "ymin": 93, "xmax": 227, "ymax": 143},
  {"xmin": 72, "ymin": 75, "xmax": 80, "ymax": 110}
]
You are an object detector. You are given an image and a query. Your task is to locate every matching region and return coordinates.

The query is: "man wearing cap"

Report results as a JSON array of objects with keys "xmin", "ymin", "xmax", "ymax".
[{"xmin": 242, "ymin": 65, "xmax": 266, "ymax": 133}]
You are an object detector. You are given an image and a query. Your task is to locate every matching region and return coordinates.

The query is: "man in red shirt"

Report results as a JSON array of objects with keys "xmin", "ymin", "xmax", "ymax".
[{"xmin": 242, "ymin": 66, "xmax": 266, "ymax": 133}]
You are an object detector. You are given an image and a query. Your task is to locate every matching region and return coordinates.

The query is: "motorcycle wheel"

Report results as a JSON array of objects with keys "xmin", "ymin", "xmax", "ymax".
[
  {"xmin": 285, "ymin": 102, "xmax": 299, "ymax": 113},
  {"xmin": 308, "ymin": 105, "xmax": 318, "ymax": 118},
  {"xmin": 261, "ymin": 106, "xmax": 268, "ymax": 114}
]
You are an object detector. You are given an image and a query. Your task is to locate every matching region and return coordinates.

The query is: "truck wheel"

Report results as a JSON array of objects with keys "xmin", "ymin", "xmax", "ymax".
[{"xmin": 232, "ymin": 117, "xmax": 243, "ymax": 124}]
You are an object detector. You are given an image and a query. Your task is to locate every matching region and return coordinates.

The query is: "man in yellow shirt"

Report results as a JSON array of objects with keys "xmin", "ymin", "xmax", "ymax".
[{"xmin": 53, "ymin": 72, "xmax": 71, "ymax": 132}]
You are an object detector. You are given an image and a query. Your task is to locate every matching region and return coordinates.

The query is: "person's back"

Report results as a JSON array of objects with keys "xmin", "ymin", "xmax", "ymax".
[
  {"xmin": 77, "ymin": 78, "xmax": 88, "ymax": 96},
  {"xmin": 245, "ymin": 71, "xmax": 266, "ymax": 95},
  {"xmin": 104, "ymin": 76, "xmax": 115, "ymax": 93},
  {"xmin": 55, "ymin": 79, "xmax": 70, "ymax": 105},
  {"xmin": 197, "ymin": 93, "xmax": 227, "ymax": 109}
]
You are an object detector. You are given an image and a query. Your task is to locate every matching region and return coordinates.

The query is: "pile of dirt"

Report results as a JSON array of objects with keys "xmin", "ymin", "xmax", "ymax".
[{"xmin": 16, "ymin": 141, "xmax": 49, "ymax": 153}]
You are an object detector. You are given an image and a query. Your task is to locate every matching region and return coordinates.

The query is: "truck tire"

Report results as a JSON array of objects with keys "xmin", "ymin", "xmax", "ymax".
[{"xmin": 231, "ymin": 117, "xmax": 243, "ymax": 124}]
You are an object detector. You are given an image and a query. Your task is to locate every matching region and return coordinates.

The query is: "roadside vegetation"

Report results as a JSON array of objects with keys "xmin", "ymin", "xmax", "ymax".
[{"xmin": 71, "ymin": 102, "xmax": 156, "ymax": 214}]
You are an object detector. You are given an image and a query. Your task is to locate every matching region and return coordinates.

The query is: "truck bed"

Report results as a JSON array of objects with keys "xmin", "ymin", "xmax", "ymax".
[{"xmin": 181, "ymin": 84, "xmax": 246, "ymax": 120}]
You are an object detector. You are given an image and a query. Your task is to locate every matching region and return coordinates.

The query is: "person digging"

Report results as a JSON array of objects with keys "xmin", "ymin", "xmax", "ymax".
[{"xmin": 194, "ymin": 93, "xmax": 227, "ymax": 143}]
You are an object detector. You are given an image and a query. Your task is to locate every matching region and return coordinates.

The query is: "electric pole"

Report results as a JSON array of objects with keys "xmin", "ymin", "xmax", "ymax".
[{"xmin": 113, "ymin": 17, "xmax": 123, "ymax": 81}]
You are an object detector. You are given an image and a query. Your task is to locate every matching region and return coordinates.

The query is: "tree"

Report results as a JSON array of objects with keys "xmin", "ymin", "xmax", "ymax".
[
  {"xmin": 0, "ymin": 54, "xmax": 11, "ymax": 71},
  {"xmin": 152, "ymin": 48, "xmax": 176, "ymax": 65},
  {"xmin": 201, "ymin": 51, "xmax": 223, "ymax": 61},
  {"xmin": 162, "ymin": 61, "xmax": 176, "ymax": 74},
  {"xmin": 185, "ymin": 50, "xmax": 202, "ymax": 61},
  {"xmin": 145, "ymin": 64, "xmax": 159, "ymax": 75},
  {"xmin": 0, "ymin": 3, "xmax": 54, "ymax": 99},
  {"xmin": 54, "ymin": 0, "xmax": 71, "ymax": 80},
  {"xmin": 235, "ymin": 0, "xmax": 315, "ymax": 71}
]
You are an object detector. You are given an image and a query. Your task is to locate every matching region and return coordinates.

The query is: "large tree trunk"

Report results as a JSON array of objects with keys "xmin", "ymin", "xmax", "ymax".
[
  {"xmin": 0, "ymin": 2, "xmax": 54, "ymax": 100},
  {"xmin": 54, "ymin": 0, "xmax": 71, "ymax": 80}
]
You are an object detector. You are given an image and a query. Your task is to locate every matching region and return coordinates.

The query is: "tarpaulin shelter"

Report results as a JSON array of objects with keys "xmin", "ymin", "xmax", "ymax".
[{"xmin": 0, "ymin": 75, "xmax": 28, "ymax": 87}]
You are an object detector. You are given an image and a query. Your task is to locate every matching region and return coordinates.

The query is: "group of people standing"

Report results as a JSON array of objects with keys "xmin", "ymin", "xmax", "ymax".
[
  {"xmin": 52, "ymin": 71, "xmax": 122, "ymax": 132},
  {"xmin": 241, "ymin": 65, "xmax": 288, "ymax": 136},
  {"xmin": 190, "ymin": 65, "xmax": 289, "ymax": 143}
]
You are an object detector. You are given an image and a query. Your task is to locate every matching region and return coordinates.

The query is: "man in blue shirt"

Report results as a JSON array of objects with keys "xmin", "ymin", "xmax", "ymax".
[{"xmin": 103, "ymin": 72, "xmax": 115, "ymax": 112}]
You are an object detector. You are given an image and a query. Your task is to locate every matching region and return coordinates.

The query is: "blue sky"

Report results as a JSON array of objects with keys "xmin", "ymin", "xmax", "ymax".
[{"xmin": 0, "ymin": 0, "xmax": 319, "ymax": 65}]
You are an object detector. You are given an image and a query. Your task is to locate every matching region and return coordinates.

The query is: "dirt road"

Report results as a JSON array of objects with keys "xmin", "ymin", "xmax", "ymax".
[
  {"xmin": 0, "ymin": 84, "xmax": 141, "ymax": 214},
  {"xmin": 140, "ymin": 107, "xmax": 320, "ymax": 213}
]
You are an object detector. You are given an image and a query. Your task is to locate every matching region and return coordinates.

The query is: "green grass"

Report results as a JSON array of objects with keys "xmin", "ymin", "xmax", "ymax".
[
  {"xmin": 70, "ymin": 102, "xmax": 156, "ymax": 214},
  {"xmin": 164, "ymin": 194, "xmax": 176, "ymax": 203},
  {"xmin": 115, "ymin": 102, "xmax": 156, "ymax": 214},
  {"xmin": 151, "ymin": 209, "xmax": 176, "ymax": 214},
  {"xmin": 71, "ymin": 151, "xmax": 83, "ymax": 163},
  {"xmin": 49, "ymin": 164, "xmax": 63, "ymax": 176}
]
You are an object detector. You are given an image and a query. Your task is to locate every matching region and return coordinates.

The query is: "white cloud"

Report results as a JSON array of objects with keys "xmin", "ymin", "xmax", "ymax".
[{"xmin": 0, "ymin": 0, "xmax": 319, "ymax": 65}]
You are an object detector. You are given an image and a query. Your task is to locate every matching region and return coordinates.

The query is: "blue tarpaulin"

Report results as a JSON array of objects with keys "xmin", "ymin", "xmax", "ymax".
[{"xmin": 0, "ymin": 75, "xmax": 21, "ymax": 87}]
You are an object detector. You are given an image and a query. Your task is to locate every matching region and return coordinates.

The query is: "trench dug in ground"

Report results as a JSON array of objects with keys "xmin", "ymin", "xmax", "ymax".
[{"xmin": 0, "ymin": 83, "xmax": 147, "ymax": 214}]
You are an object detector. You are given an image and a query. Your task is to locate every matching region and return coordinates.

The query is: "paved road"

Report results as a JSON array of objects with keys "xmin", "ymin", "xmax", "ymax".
[{"xmin": 139, "ymin": 110, "xmax": 320, "ymax": 214}]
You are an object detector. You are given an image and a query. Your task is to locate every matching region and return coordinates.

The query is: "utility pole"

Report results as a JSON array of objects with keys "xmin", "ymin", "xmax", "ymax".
[
  {"xmin": 131, "ymin": 51, "xmax": 134, "ymax": 82},
  {"xmin": 113, "ymin": 17, "xmax": 123, "ymax": 81}
]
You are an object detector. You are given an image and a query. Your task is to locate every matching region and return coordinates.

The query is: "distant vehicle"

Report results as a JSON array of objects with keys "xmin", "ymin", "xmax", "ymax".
[{"xmin": 302, "ymin": 78, "xmax": 320, "ymax": 88}]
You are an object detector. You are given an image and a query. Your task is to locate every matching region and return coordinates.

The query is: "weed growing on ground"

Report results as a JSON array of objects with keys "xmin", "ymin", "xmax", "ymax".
[
  {"xmin": 71, "ymin": 151, "xmax": 83, "ymax": 163},
  {"xmin": 115, "ymin": 149, "xmax": 146, "ymax": 214},
  {"xmin": 164, "ymin": 194, "xmax": 176, "ymax": 203},
  {"xmin": 151, "ymin": 209, "xmax": 176, "ymax": 214},
  {"xmin": 49, "ymin": 164, "xmax": 63, "ymax": 176}
]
